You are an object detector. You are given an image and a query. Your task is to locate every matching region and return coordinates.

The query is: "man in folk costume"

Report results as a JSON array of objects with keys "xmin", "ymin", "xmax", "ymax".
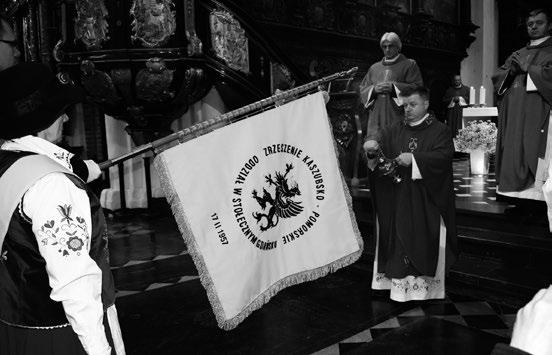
[
  {"xmin": 0, "ymin": 14, "xmax": 101, "ymax": 183},
  {"xmin": 442, "ymin": 74, "xmax": 470, "ymax": 137},
  {"xmin": 492, "ymin": 8, "xmax": 552, "ymax": 208},
  {"xmin": 0, "ymin": 63, "xmax": 125, "ymax": 354},
  {"xmin": 363, "ymin": 86, "xmax": 457, "ymax": 302},
  {"xmin": 359, "ymin": 32, "xmax": 424, "ymax": 141}
]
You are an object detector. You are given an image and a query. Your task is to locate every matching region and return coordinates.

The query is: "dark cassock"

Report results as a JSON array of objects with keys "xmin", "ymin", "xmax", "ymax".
[
  {"xmin": 442, "ymin": 85, "xmax": 470, "ymax": 137},
  {"xmin": 492, "ymin": 36, "xmax": 552, "ymax": 200},
  {"xmin": 369, "ymin": 115, "xmax": 457, "ymax": 301},
  {"xmin": 359, "ymin": 54, "xmax": 423, "ymax": 140}
]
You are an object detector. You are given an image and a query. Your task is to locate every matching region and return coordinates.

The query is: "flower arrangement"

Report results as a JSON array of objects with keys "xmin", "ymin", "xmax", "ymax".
[{"xmin": 454, "ymin": 120, "xmax": 497, "ymax": 153}]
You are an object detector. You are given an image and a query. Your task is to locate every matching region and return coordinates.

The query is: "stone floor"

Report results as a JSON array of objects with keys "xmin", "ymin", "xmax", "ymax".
[{"xmin": 314, "ymin": 291, "xmax": 516, "ymax": 355}]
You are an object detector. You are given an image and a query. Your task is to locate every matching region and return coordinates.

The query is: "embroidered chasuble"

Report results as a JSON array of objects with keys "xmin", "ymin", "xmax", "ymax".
[
  {"xmin": 359, "ymin": 54, "xmax": 423, "ymax": 141},
  {"xmin": 370, "ymin": 116, "xmax": 457, "ymax": 301}
]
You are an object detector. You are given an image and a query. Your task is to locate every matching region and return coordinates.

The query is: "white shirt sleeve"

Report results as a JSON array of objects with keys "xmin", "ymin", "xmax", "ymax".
[
  {"xmin": 412, "ymin": 155, "xmax": 422, "ymax": 180},
  {"xmin": 22, "ymin": 172, "xmax": 111, "ymax": 355}
]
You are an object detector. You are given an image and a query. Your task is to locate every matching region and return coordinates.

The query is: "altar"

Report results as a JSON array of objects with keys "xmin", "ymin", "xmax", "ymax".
[{"xmin": 462, "ymin": 107, "xmax": 498, "ymax": 127}]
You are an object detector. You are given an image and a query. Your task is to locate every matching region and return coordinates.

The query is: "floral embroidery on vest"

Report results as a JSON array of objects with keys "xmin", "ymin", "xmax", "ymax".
[
  {"xmin": 53, "ymin": 150, "xmax": 73, "ymax": 170},
  {"xmin": 37, "ymin": 204, "xmax": 89, "ymax": 256}
]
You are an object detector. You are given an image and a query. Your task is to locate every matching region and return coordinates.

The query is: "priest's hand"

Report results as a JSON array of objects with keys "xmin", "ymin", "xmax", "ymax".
[
  {"xmin": 363, "ymin": 140, "xmax": 379, "ymax": 158},
  {"xmin": 510, "ymin": 52, "xmax": 528, "ymax": 73},
  {"xmin": 395, "ymin": 153, "xmax": 412, "ymax": 167},
  {"xmin": 374, "ymin": 82, "xmax": 393, "ymax": 94},
  {"xmin": 510, "ymin": 286, "xmax": 552, "ymax": 355}
]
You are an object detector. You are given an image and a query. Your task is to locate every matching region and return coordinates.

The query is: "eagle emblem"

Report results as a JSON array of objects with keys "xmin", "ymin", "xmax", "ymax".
[{"xmin": 251, "ymin": 163, "xmax": 303, "ymax": 231}]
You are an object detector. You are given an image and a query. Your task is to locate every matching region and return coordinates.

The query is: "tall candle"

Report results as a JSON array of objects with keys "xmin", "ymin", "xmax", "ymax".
[
  {"xmin": 479, "ymin": 85, "xmax": 486, "ymax": 106},
  {"xmin": 469, "ymin": 86, "xmax": 476, "ymax": 105}
]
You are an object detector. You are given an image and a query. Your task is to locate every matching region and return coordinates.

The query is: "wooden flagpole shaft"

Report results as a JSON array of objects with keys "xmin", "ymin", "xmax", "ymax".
[{"xmin": 98, "ymin": 67, "xmax": 358, "ymax": 170}]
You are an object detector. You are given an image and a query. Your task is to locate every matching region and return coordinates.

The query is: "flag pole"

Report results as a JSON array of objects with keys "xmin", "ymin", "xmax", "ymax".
[{"xmin": 98, "ymin": 67, "xmax": 358, "ymax": 170}]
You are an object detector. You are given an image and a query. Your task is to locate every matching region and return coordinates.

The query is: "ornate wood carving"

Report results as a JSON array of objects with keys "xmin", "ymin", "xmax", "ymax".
[
  {"xmin": 130, "ymin": 0, "xmax": 177, "ymax": 48},
  {"xmin": 242, "ymin": 0, "xmax": 473, "ymax": 57},
  {"xmin": 135, "ymin": 58, "xmax": 175, "ymax": 102},
  {"xmin": 74, "ymin": 0, "xmax": 109, "ymax": 50},
  {"xmin": 184, "ymin": 0, "xmax": 203, "ymax": 56},
  {"xmin": 80, "ymin": 60, "xmax": 122, "ymax": 106},
  {"xmin": 111, "ymin": 68, "xmax": 134, "ymax": 104},
  {"xmin": 209, "ymin": 9, "xmax": 249, "ymax": 73},
  {"xmin": 270, "ymin": 62, "xmax": 295, "ymax": 92},
  {"xmin": 37, "ymin": 0, "xmax": 51, "ymax": 65},
  {"xmin": 22, "ymin": 4, "xmax": 38, "ymax": 62}
]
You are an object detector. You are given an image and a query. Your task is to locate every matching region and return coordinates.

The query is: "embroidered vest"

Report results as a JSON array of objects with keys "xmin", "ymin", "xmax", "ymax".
[{"xmin": 0, "ymin": 151, "xmax": 115, "ymax": 328}]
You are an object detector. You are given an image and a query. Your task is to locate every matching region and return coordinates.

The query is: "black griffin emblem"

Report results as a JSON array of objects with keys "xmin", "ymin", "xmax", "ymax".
[
  {"xmin": 408, "ymin": 137, "xmax": 418, "ymax": 152},
  {"xmin": 251, "ymin": 163, "xmax": 304, "ymax": 231}
]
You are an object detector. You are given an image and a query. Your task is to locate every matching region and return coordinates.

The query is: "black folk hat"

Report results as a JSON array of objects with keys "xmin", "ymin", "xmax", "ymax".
[{"xmin": 0, "ymin": 62, "xmax": 84, "ymax": 139}]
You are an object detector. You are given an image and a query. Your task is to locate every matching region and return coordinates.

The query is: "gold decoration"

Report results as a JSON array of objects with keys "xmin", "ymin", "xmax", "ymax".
[
  {"xmin": 130, "ymin": 0, "xmax": 177, "ymax": 48},
  {"xmin": 210, "ymin": 10, "xmax": 250, "ymax": 73},
  {"xmin": 74, "ymin": 0, "xmax": 109, "ymax": 50}
]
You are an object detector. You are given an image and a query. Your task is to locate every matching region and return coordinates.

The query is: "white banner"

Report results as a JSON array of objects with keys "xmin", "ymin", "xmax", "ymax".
[{"xmin": 154, "ymin": 92, "xmax": 363, "ymax": 330}]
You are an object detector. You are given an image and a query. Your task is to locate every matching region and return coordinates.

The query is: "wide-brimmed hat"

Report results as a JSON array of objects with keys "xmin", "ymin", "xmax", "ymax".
[{"xmin": 0, "ymin": 62, "xmax": 84, "ymax": 139}]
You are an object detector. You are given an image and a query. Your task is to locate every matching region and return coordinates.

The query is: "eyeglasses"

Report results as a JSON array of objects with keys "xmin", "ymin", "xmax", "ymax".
[{"xmin": 0, "ymin": 38, "xmax": 18, "ymax": 47}]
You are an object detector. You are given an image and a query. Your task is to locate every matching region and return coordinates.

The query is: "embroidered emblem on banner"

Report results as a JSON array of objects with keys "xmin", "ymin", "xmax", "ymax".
[
  {"xmin": 228, "ymin": 144, "xmax": 326, "ymax": 251},
  {"xmin": 251, "ymin": 163, "xmax": 304, "ymax": 231},
  {"xmin": 408, "ymin": 137, "xmax": 418, "ymax": 152}
]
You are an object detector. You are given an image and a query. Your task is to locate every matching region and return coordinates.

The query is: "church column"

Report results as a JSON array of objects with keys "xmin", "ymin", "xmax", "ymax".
[{"xmin": 461, "ymin": 0, "xmax": 498, "ymax": 106}]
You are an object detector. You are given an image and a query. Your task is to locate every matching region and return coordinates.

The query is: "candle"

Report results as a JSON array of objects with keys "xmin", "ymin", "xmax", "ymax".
[
  {"xmin": 469, "ymin": 86, "xmax": 475, "ymax": 106},
  {"xmin": 479, "ymin": 86, "xmax": 486, "ymax": 107}
]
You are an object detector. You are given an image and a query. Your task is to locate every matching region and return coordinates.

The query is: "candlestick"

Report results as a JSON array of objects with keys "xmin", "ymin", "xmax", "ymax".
[
  {"xmin": 469, "ymin": 86, "xmax": 475, "ymax": 106},
  {"xmin": 479, "ymin": 86, "xmax": 486, "ymax": 107}
]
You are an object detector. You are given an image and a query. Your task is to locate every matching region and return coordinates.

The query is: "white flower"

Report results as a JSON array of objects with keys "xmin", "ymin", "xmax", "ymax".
[{"xmin": 453, "ymin": 120, "xmax": 497, "ymax": 153}]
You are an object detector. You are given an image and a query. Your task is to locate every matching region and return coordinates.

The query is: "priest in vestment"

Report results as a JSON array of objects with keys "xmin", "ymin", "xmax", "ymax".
[
  {"xmin": 363, "ymin": 86, "xmax": 457, "ymax": 302},
  {"xmin": 442, "ymin": 75, "xmax": 470, "ymax": 137},
  {"xmin": 359, "ymin": 32, "xmax": 423, "ymax": 141},
  {"xmin": 492, "ymin": 9, "xmax": 552, "ymax": 202}
]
